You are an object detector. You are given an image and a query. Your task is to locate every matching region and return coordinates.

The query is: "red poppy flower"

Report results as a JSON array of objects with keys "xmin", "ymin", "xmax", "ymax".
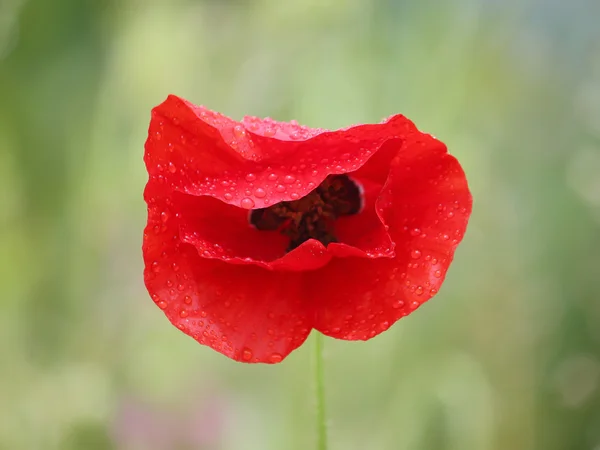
[{"xmin": 143, "ymin": 95, "xmax": 472, "ymax": 364}]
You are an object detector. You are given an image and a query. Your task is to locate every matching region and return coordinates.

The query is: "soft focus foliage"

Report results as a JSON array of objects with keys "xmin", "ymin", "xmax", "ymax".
[{"xmin": 1, "ymin": 0, "xmax": 600, "ymax": 449}]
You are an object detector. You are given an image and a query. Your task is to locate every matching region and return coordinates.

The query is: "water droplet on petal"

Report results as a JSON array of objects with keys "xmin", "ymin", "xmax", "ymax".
[
  {"xmin": 242, "ymin": 348, "xmax": 253, "ymax": 361},
  {"xmin": 240, "ymin": 197, "xmax": 255, "ymax": 209},
  {"xmin": 224, "ymin": 193, "xmax": 233, "ymax": 201},
  {"xmin": 283, "ymin": 175, "xmax": 296, "ymax": 184},
  {"xmin": 411, "ymin": 249, "xmax": 422, "ymax": 259},
  {"xmin": 157, "ymin": 300, "xmax": 167, "ymax": 309},
  {"xmin": 270, "ymin": 353, "xmax": 283, "ymax": 363},
  {"xmin": 179, "ymin": 310, "xmax": 188, "ymax": 318},
  {"xmin": 267, "ymin": 173, "xmax": 278, "ymax": 181},
  {"xmin": 234, "ymin": 125, "xmax": 246, "ymax": 138},
  {"xmin": 410, "ymin": 228, "xmax": 421, "ymax": 236},
  {"xmin": 168, "ymin": 162, "xmax": 177, "ymax": 173},
  {"xmin": 434, "ymin": 270, "xmax": 442, "ymax": 278},
  {"xmin": 184, "ymin": 296, "xmax": 192, "ymax": 305},
  {"xmin": 151, "ymin": 261, "xmax": 160, "ymax": 273},
  {"xmin": 254, "ymin": 188, "xmax": 266, "ymax": 198},
  {"xmin": 245, "ymin": 173, "xmax": 256, "ymax": 182},
  {"xmin": 392, "ymin": 300, "xmax": 405, "ymax": 309}
]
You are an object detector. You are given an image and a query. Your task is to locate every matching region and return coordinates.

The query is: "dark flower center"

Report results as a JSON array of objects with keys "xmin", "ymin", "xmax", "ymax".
[{"xmin": 249, "ymin": 175, "xmax": 362, "ymax": 252}]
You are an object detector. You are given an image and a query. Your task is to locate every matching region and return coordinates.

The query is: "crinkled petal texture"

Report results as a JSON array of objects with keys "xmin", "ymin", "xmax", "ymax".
[{"xmin": 143, "ymin": 95, "xmax": 472, "ymax": 363}]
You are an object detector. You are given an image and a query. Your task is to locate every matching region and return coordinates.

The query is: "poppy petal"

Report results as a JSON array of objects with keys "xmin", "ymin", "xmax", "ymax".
[
  {"xmin": 176, "ymin": 184, "xmax": 393, "ymax": 270},
  {"xmin": 309, "ymin": 137, "xmax": 472, "ymax": 339},
  {"xmin": 145, "ymin": 95, "xmax": 420, "ymax": 210},
  {"xmin": 143, "ymin": 182, "xmax": 311, "ymax": 363}
]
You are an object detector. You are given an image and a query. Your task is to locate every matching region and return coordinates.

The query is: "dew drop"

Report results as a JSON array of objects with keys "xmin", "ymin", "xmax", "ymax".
[
  {"xmin": 410, "ymin": 228, "xmax": 421, "ymax": 237},
  {"xmin": 179, "ymin": 310, "xmax": 189, "ymax": 318},
  {"xmin": 415, "ymin": 286, "xmax": 424, "ymax": 295},
  {"xmin": 151, "ymin": 261, "xmax": 160, "ymax": 273},
  {"xmin": 434, "ymin": 270, "xmax": 442, "ymax": 278},
  {"xmin": 267, "ymin": 173, "xmax": 278, "ymax": 181},
  {"xmin": 245, "ymin": 173, "xmax": 256, "ymax": 182},
  {"xmin": 157, "ymin": 300, "xmax": 167, "ymax": 309},
  {"xmin": 184, "ymin": 296, "xmax": 192, "ymax": 305},
  {"xmin": 392, "ymin": 300, "xmax": 405, "ymax": 309},
  {"xmin": 270, "ymin": 353, "xmax": 283, "ymax": 363},
  {"xmin": 380, "ymin": 321, "xmax": 390, "ymax": 331},
  {"xmin": 240, "ymin": 197, "xmax": 255, "ymax": 209},
  {"xmin": 234, "ymin": 125, "xmax": 246, "ymax": 138},
  {"xmin": 224, "ymin": 193, "xmax": 233, "ymax": 201},
  {"xmin": 283, "ymin": 175, "xmax": 296, "ymax": 184},
  {"xmin": 242, "ymin": 348, "xmax": 253, "ymax": 361},
  {"xmin": 160, "ymin": 211, "xmax": 169, "ymax": 223},
  {"xmin": 275, "ymin": 184, "xmax": 286, "ymax": 192},
  {"xmin": 254, "ymin": 188, "xmax": 266, "ymax": 198},
  {"xmin": 411, "ymin": 249, "xmax": 422, "ymax": 259},
  {"xmin": 168, "ymin": 162, "xmax": 177, "ymax": 173}
]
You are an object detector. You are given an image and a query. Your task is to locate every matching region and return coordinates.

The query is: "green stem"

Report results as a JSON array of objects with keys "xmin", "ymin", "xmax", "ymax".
[{"xmin": 315, "ymin": 332, "xmax": 328, "ymax": 450}]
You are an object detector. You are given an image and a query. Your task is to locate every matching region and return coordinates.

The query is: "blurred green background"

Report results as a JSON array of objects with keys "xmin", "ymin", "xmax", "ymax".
[{"xmin": 2, "ymin": 0, "xmax": 600, "ymax": 449}]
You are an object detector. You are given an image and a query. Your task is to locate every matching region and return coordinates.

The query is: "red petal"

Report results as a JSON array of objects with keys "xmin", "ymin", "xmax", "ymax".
[
  {"xmin": 175, "ymin": 190, "xmax": 335, "ymax": 271},
  {"xmin": 145, "ymin": 95, "xmax": 420, "ymax": 209},
  {"xmin": 143, "ymin": 182, "xmax": 311, "ymax": 363},
  {"xmin": 309, "ymin": 135, "xmax": 472, "ymax": 339},
  {"xmin": 175, "ymin": 181, "xmax": 392, "ymax": 270}
]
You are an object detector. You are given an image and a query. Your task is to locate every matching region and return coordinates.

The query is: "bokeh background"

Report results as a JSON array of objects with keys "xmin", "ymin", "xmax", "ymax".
[{"xmin": 2, "ymin": 0, "xmax": 600, "ymax": 449}]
